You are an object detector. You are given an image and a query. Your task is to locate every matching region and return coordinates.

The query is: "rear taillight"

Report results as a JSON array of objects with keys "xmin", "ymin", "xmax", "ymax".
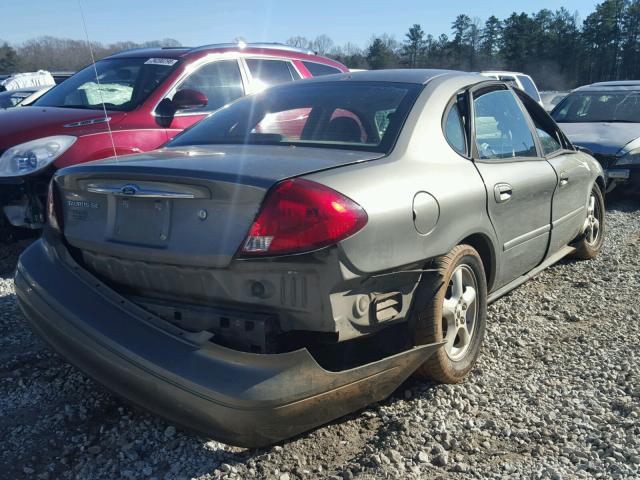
[
  {"xmin": 240, "ymin": 178, "xmax": 367, "ymax": 257},
  {"xmin": 47, "ymin": 179, "xmax": 63, "ymax": 233}
]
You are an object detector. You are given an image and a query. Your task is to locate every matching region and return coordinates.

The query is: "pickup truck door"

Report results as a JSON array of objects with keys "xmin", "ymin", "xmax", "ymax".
[
  {"xmin": 514, "ymin": 90, "xmax": 592, "ymax": 255},
  {"xmin": 470, "ymin": 84, "xmax": 557, "ymax": 289}
]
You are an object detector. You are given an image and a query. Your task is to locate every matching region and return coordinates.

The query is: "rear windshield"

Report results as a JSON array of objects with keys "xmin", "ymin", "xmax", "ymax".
[
  {"xmin": 34, "ymin": 57, "xmax": 178, "ymax": 112},
  {"xmin": 0, "ymin": 90, "xmax": 32, "ymax": 108},
  {"xmin": 552, "ymin": 91, "xmax": 640, "ymax": 123},
  {"xmin": 168, "ymin": 81, "xmax": 422, "ymax": 154}
]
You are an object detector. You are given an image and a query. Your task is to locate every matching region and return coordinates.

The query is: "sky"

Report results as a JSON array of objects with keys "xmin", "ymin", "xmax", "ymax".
[{"xmin": 1, "ymin": 0, "xmax": 600, "ymax": 48}]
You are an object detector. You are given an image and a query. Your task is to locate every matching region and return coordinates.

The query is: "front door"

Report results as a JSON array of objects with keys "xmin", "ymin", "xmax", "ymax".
[
  {"xmin": 471, "ymin": 85, "xmax": 557, "ymax": 288},
  {"xmin": 514, "ymin": 90, "xmax": 593, "ymax": 255},
  {"xmin": 160, "ymin": 59, "xmax": 247, "ymax": 141}
]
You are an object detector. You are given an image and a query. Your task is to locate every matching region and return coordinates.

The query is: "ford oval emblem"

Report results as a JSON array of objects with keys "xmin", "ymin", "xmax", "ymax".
[{"xmin": 120, "ymin": 184, "xmax": 139, "ymax": 196}]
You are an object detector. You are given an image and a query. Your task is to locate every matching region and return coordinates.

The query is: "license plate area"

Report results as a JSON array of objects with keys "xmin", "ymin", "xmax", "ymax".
[{"xmin": 113, "ymin": 197, "xmax": 171, "ymax": 246}]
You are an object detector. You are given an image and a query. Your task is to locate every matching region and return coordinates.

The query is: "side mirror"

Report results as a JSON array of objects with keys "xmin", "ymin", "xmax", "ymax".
[
  {"xmin": 172, "ymin": 89, "xmax": 208, "ymax": 111},
  {"xmin": 575, "ymin": 145, "xmax": 594, "ymax": 156},
  {"xmin": 155, "ymin": 89, "xmax": 208, "ymax": 128}
]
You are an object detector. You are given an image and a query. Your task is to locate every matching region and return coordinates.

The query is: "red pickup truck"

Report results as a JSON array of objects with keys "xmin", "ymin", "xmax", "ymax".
[{"xmin": 0, "ymin": 43, "xmax": 347, "ymax": 237}]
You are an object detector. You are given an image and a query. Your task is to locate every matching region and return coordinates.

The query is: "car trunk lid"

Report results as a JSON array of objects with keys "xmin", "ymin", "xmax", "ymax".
[{"xmin": 57, "ymin": 145, "xmax": 381, "ymax": 268}]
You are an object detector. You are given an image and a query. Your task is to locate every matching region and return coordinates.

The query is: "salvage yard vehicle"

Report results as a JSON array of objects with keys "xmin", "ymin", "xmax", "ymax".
[
  {"xmin": 0, "ymin": 43, "xmax": 347, "ymax": 238},
  {"xmin": 0, "ymin": 87, "xmax": 49, "ymax": 109},
  {"xmin": 480, "ymin": 70, "xmax": 543, "ymax": 106},
  {"xmin": 16, "ymin": 69, "xmax": 606, "ymax": 448},
  {"xmin": 551, "ymin": 80, "xmax": 640, "ymax": 193}
]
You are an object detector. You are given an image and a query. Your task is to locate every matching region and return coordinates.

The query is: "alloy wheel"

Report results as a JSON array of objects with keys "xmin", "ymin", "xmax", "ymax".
[
  {"xmin": 584, "ymin": 194, "xmax": 601, "ymax": 246},
  {"xmin": 441, "ymin": 264, "xmax": 478, "ymax": 361}
]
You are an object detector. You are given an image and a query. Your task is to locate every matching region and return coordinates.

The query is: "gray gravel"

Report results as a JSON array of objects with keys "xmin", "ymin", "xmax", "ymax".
[{"xmin": 1, "ymin": 195, "xmax": 638, "ymax": 480}]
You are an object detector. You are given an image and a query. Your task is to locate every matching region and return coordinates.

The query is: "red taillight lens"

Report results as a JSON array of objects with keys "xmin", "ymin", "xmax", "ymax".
[
  {"xmin": 47, "ymin": 180, "xmax": 63, "ymax": 233},
  {"xmin": 240, "ymin": 178, "xmax": 367, "ymax": 256}
]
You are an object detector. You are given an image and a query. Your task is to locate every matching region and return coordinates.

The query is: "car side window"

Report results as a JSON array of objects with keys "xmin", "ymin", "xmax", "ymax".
[
  {"xmin": 175, "ymin": 60, "xmax": 244, "ymax": 113},
  {"xmin": 246, "ymin": 59, "xmax": 296, "ymax": 88},
  {"xmin": 302, "ymin": 61, "xmax": 342, "ymax": 77},
  {"xmin": 513, "ymin": 88, "xmax": 564, "ymax": 156},
  {"xmin": 473, "ymin": 89, "xmax": 538, "ymax": 160},
  {"xmin": 444, "ymin": 102, "xmax": 466, "ymax": 155}
]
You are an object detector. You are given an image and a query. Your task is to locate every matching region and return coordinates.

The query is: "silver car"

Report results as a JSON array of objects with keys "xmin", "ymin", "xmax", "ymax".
[{"xmin": 16, "ymin": 70, "xmax": 605, "ymax": 447}]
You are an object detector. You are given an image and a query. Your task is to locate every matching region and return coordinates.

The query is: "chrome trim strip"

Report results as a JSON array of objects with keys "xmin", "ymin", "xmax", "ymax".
[
  {"xmin": 86, "ymin": 185, "xmax": 195, "ymax": 199},
  {"xmin": 503, "ymin": 224, "xmax": 551, "ymax": 251},
  {"xmin": 64, "ymin": 117, "xmax": 111, "ymax": 128},
  {"xmin": 551, "ymin": 206, "xmax": 584, "ymax": 228}
]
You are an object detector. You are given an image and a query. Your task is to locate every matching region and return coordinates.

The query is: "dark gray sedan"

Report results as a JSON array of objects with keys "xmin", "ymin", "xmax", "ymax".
[
  {"xmin": 552, "ymin": 80, "xmax": 640, "ymax": 192},
  {"xmin": 16, "ymin": 70, "xmax": 605, "ymax": 447}
]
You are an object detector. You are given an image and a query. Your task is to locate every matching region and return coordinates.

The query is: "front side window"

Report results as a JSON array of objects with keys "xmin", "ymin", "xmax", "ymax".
[
  {"xmin": 174, "ymin": 60, "xmax": 244, "ymax": 113},
  {"xmin": 246, "ymin": 59, "xmax": 296, "ymax": 88},
  {"xmin": 514, "ymin": 89, "xmax": 564, "ymax": 156},
  {"xmin": 168, "ymin": 82, "xmax": 422, "ymax": 154},
  {"xmin": 552, "ymin": 91, "xmax": 640, "ymax": 123},
  {"xmin": 444, "ymin": 102, "xmax": 466, "ymax": 155},
  {"xmin": 34, "ymin": 57, "xmax": 178, "ymax": 111},
  {"xmin": 473, "ymin": 88, "xmax": 537, "ymax": 160}
]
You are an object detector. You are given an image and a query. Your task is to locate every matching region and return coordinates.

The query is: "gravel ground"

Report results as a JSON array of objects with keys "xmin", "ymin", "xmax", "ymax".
[{"xmin": 1, "ymin": 195, "xmax": 638, "ymax": 480}]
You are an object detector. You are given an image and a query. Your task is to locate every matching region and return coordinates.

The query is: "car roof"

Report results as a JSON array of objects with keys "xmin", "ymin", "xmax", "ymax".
[
  {"xmin": 575, "ymin": 80, "xmax": 640, "ymax": 92},
  {"xmin": 291, "ymin": 69, "xmax": 486, "ymax": 85},
  {"xmin": 108, "ymin": 43, "xmax": 316, "ymax": 60},
  {"xmin": 480, "ymin": 70, "xmax": 527, "ymax": 77}
]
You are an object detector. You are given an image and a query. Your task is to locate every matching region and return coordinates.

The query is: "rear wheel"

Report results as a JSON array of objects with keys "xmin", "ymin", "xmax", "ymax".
[
  {"xmin": 572, "ymin": 185, "xmax": 605, "ymax": 260},
  {"xmin": 413, "ymin": 245, "xmax": 487, "ymax": 384}
]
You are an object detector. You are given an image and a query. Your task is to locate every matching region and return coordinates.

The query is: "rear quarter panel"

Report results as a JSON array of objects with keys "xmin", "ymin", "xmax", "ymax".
[{"xmin": 306, "ymin": 75, "xmax": 499, "ymax": 282}]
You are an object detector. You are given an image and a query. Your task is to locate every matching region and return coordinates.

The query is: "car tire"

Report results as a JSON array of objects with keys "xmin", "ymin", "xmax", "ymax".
[
  {"xmin": 412, "ymin": 244, "xmax": 487, "ymax": 384},
  {"xmin": 572, "ymin": 185, "xmax": 605, "ymax": 260}
]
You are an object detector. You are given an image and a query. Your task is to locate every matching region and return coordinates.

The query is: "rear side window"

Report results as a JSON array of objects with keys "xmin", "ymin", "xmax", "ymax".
[
  {"xmin": 473, "ymin": 89, "xmax": 537, "ymax": 160},
  {"xmin": 246, "ymin": 59, "xmax": 295, "ymax": 87},
  {"xmin": 444, "ymin": 103, "xmax": 466, "ymax": 155},
  {"xmin": 302, "ymin": 61, "xmax": 342, "ymax": 77},
  {"xmin": 517, "ymin": 75, "xmax": 541, "ymax": 102},
  {"xmin": 176, "ymin": 60, "xmax": 244, "ymax": 113}
]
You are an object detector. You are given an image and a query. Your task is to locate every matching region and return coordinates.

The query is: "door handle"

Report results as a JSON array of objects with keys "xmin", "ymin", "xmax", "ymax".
[
  {"xmin": 559, "ymin": 172, "xmax": 569, "ymax": 187},
  {"xmin": 494, "ymin": 183, "xmax": 513, "ymax": 203}
]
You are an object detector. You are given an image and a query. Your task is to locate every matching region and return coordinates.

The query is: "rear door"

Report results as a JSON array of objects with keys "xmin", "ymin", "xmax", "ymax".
[
  {"xmin": 470, "ymin": 84, "xmax": 557, "ymax": 288},
  {"xmin": 241, "ymin": 58, "xmax": 301, "ymax": 93},
  {"xmin": 515, "ymin": 90, "xmax": 591, "ymax": 255}
]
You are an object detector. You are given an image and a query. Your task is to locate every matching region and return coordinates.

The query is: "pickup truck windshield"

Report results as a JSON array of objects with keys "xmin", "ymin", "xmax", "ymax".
[
  {"xmin": 552, "ymin": 91, "xmax": 640, "ymax": 123},
  {"xmin": 34, "ymin": 57, "xmax": 179, "ymax": 112},
  {"xmin": 168, "ymin": 81, "xmax": 421, "ymax": 154}
]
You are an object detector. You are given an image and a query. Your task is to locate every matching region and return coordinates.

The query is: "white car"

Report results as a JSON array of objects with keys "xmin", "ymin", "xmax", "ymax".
[{"xmin": 480, "ymin": 71, "xmax": 543, "ymax": 106}]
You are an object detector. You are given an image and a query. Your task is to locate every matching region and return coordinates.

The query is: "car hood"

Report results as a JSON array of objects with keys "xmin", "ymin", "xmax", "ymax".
[
  {"xmin": 0, "ymin": 106, "xmax": 126, "ymax": 149},
  {"xmin": 559, "ymin": 122, "xmax": 640, "ymax": 155}
]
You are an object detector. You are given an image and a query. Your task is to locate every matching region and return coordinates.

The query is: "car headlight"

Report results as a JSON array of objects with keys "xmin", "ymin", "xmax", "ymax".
[
  {"xmin": 616, "ymin": 148, "xmax": 640, "ymax": 166},
  {"xmin": 0, "ymin": 136, "xmax": 76, "ymax": 177}
]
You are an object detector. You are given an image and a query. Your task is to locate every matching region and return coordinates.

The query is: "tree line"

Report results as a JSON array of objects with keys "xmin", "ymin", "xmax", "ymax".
[
  {"xmin": 291, "ymin": 0, "xmax": 640, "ymax": 90},
  {"xmin": 1, "ymin": 0, "xmax": 639, "ymax": 90},
  {"xmin": 0, "ymin": 37, "xmax": 181, "ymax": 74}
]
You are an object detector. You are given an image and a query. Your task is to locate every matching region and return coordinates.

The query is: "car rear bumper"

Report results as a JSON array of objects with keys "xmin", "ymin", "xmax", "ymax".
[{"xmin": 15, "ymin": 238, "xmax": 440, "ymax": 448}]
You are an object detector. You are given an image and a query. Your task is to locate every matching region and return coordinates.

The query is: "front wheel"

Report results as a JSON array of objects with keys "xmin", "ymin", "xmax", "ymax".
[
  {"xmin": 412, "ymin": 245, "xmax": 487, "ymax": 384},
  {"xmin": 572, "ymin": 185, "xmax": 605, "ymax": 260}
]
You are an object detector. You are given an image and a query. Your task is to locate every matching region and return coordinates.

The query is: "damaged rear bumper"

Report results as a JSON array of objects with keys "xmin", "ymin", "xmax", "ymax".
[{"xmin": 15, "ymin": 239, "xmax": 440, "ymax": 448}]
